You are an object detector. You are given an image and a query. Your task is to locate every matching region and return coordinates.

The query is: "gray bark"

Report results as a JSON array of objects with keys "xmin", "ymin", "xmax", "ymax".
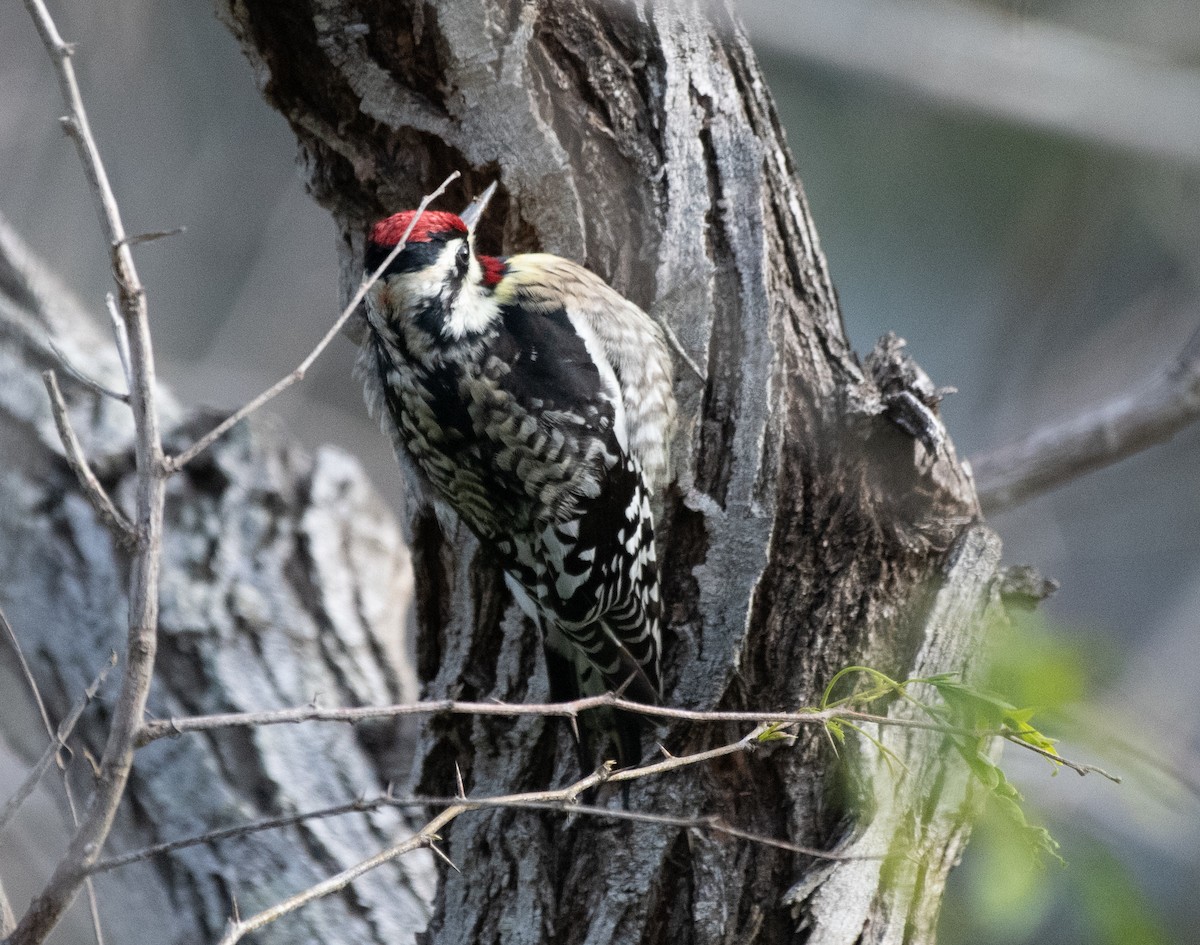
[
  {"xmin": 213, "ymin": 1, "xmax": 1004, "ymax": 943},
  {"xmin": 0, "ymin": 216, "xmax": 431, "ymax": 943}
]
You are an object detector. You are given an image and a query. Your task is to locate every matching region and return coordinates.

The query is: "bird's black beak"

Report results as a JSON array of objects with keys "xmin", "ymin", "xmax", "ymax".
[{"xmin": 460, "ymin": 181, "xmax": 497, "ymax": 235}]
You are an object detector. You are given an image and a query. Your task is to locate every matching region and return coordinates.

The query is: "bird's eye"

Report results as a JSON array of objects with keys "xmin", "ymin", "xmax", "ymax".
[{"xmin": 456, "ymin": 242, "xmax": 471, "ymax": 271}]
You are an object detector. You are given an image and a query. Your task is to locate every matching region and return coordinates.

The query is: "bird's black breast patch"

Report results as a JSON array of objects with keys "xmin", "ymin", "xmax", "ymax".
[{"xmin": 421, "ymin": 361, "xmax": 475, "ymax": 449}]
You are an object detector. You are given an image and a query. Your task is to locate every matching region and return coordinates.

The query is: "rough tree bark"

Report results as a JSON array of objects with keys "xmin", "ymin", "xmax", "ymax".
[
  {"xmin": 212, "ymin": 2, "xmax": 1002, "ymax": 943},
  {"xmin": 0, "ymin": 218, "xmax": 432, "ymax": 943},
  {"xmin": 0, "ymin": 1, "xmax": 1014, "ymax": 943}
]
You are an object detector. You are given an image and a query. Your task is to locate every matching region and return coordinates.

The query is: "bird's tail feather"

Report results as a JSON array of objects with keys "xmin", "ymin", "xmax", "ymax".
[{"xmin": 543, "ymin": 620, "xmax": 657, "ymax": 774}]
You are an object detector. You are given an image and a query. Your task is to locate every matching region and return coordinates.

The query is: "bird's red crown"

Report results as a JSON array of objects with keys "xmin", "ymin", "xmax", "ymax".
[{"xmin": 370, "ymin": 210, "xmax": 467, "ymax": 247}]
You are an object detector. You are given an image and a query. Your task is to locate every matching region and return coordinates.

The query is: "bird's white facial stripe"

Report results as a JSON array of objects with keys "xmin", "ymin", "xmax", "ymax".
[
  {"xmin": 447, "ymin": 242, "xmax": 500, "ymax": 339},
  {"xmin": 403, "ymin": 239, "xmax": 464, "ymax": 304},
  {"xmin": 379, "ymin": 237, "xmax": 500, "ymax": 341}
]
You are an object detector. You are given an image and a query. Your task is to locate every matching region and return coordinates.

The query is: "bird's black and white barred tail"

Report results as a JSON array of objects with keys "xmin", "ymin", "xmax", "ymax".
[
  {"xmin": 359, "ymin": 194, "xmax": 675, "ymax": 777},
  {"xmin": 501, "ymin": 450, "xmax": 662, "ymax": 768}
]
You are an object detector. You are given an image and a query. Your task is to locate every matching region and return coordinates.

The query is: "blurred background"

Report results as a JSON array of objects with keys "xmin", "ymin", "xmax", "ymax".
[{"xmin": 2, "ymin": 0, "xmax": 1198, "ymax": 941}]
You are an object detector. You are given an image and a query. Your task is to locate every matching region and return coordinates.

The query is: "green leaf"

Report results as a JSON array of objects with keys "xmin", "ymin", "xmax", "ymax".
[{"xmin": 755, "ymin": 722, "xmax": 794, "ymax": 743}]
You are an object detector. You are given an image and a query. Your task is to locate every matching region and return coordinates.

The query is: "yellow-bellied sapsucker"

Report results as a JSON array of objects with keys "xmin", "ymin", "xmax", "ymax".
[{"xmin": 358, "ymin": 185, "xmax": 676, "ymax": 771}]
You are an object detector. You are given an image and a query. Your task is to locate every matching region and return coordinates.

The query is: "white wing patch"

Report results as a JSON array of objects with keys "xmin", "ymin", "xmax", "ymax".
[{"xmin": 497, "ymin": 254, "xmax": 677, "ymax": 490}]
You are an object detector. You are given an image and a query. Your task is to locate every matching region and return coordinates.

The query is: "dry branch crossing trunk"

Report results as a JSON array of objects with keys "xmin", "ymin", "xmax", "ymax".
[{"xmin": 216, "ymin": 1, "xmax": 1003, "ymax": 943}]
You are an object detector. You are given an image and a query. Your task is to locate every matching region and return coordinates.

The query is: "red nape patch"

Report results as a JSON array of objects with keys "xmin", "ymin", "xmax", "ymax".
[
  {"xmin": 370, "ymin": 210, "xmax": 467, "ymax": 247},
  {"xmin": 479, "ymin": 254, "xmax": 506, "ymax": 288}
]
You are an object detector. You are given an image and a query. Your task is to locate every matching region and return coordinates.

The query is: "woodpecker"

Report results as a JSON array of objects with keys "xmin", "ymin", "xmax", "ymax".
[{"xmin": 358, "ymin": 184, "xmax": 676, "ymax": 771}]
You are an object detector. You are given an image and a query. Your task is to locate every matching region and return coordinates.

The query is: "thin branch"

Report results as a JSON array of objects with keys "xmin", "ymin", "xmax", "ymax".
[
  {"xmin": 42, "ymin": 371, "xmax": 137, "ymax": 545},
  {"xmin": 216, "ymin": 802, "xmax": 466, "ymax": 945},
  {"xmin": 119, "ymin": 226, "xmax": 186, "ymax": 247},
  {"xmin": 213, "ymin": 729, "xmax": 767, "ymax": 945},
  {"xmin": 13, "ymin": 2, "xmax": 168, "ymax": 943},
  {"xmin": 88, "ymin": 795, "xmax": 390, "ymax": 875},
  {"xmin": 1001, "ymin": 731, "xmax": 1121, "ymax": 783},
  {"xmin": 0, "ymin": 655, "xmax": 116, "ymax": 839},
  {"xmin": 134, "ymin": 690, "xmax": 1117, "ymax": 796},
  {"xmin": 89, "ymin": 782, "xmax": 867, "ymax": 876},
  {"xmin": 76, "ymin": 821, "xmax": 107, "ymax": 945},
  {"xmin": 27, "ymin": 17, "xmax": 145, "ymax": 302},
  {"xmin": 164, "ymin": 171, "xmax": 460, "ymax": 473},
  {"xmin": 135, "ymin": 692, "xmax": 979, "ymax": 747},
  {"xmin": 426, "ymin": 796, "xmax": 862, "ymax": 860},
  {"xmin": 656, "ymin": 316, "xmax": 705, "ymax": 381},
  {"xmin": 0, "ymin": 610, "xmax": 33, "ymax": 940},
  {"xmin": 105, "ymin": 294, "xmax": 132, "ymax": 393},
  {"xmin": 973, "ymin": 323, "xmax": 1200, "ymax": 514},
  {"xmin": 0, "ymin": 605, "xmax": 55, "ymax": 736},
  {"xmin": 45, "ymin": 338, "xmax": 128, "ymax": 403},
  {"xmin": 0, "ymin": 609, "xmax": 114, "ymax": 945}
]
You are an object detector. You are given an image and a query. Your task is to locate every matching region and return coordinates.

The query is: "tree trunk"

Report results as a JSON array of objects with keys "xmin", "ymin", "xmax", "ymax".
[{"xmin": 215, "ymin": 1, "xmax": 1001, "ymax": 943}]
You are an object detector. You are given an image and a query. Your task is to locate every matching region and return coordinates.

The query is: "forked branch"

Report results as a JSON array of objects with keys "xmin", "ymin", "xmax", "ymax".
[
  {"xmin": 12, "ymin": 7, "xmax": 166, "ymax": 944},
  {"xmin": 42, "ymin": 371, "xmax": 137, "ymax": 546}
]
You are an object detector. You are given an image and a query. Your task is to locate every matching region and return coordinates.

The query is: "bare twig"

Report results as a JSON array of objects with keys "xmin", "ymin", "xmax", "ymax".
[
  {"xmin": 42, "ymin": 371, "xmax": 137, "ymax": 545},
  {"xmin": 13, "ymin": 3, "xmax": 168, "ymax": 943},
  {"xmin": 422, "ymin": 796, "xmax": 862, "ymax": 860},
  {"xmin": 119, "ymin": 226, "xmax": 186, "ymax": 247},
  {"xmin": 0, "ymin": 606, "xmax": 55, "ymax": 736},
  {"xmin": 135, "ymin": 692, "xmax": 978, "ymax": 747},
  {"xmin": 164, "ymin": 171, "xmax": 461, "ymax": 472},
  {"xmin": 1001, "ymin": 731, "xmax": 1121, "ymax": 783},
  {"xmin": 90, "ymin": 781, "xmax": 867, "ymax": 878},
  {"xmin": 973, "ymin": 323, "xmax": 1200, "ymax": 514},
  {"xmin": 213, "ymin": 729, "xmax": 765, "ymax": 944},
  {"xmin": 46, "ymin": 338, "xmax": 128, "ymax": 403},
  {"xmin": 0, "ymin": 607, "xmax": 38, "ymax": 941},
  {"xmin": 216, "ymin": 799, "xmax": 466, "ymax": 945},
  {"xmin": 69, "ymin": 798, "xmax": 108, "ymax": 945},
  {"xmin": 656, "ymin": 317, "xmax": 705, "ymax": 381},
  {"xmin": 105, "ymin": 294, "xmax": 132, "ymax": 392},
  {"xmin": 0, "ymin": 609, "xmax": 114, "ymax": 945},
  {"xmin": 134, "ymin": 691, "xmax": 1117, "ymax": 799},
  {"xmin": 87, "ymin": 795, "xmax": 391, "ymax": 874},
  {"xmin": 0, "ymin": 655, "xmax": 116, "ymax": 839}
]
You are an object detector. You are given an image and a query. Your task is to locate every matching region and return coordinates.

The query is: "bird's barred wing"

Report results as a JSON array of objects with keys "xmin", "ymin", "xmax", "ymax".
[
  {"xmin": 496, "ymin": 254, "xmax": 676, "ymax": 490},
  {"xmin": 367, "ymin": 297, "xmax": 627, "ymax": 536},
  {"xmin": 463, "ymin": 297, "xmax": 630, "ymax": 529}
]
